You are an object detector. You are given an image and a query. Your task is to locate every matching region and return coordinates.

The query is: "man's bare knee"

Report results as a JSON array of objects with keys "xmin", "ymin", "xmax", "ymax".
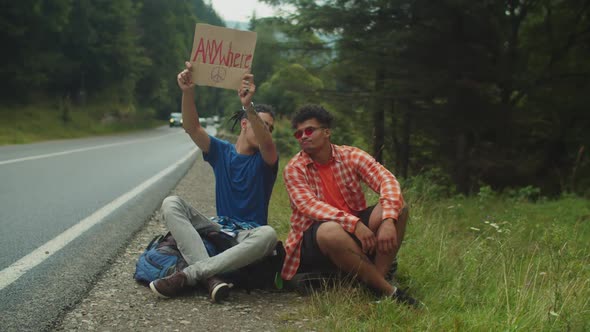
[{"xmin": 316, "ymin": 222, "xmax": 348, "ymax": 253}]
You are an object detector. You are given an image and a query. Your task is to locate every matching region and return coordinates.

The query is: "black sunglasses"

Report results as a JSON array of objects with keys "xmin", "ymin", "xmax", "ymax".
[{"xmin": 293, "ymin": 126, "xmax": 326, "ymax": 139}]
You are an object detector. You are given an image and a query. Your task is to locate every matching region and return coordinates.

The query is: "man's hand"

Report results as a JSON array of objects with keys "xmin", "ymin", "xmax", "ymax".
[
  {"xmin": 177, "ymin": 61, "xmax": 195, "ymax": 92},
  {"xmin": 376, "ymin": 219, "xmax": 398, "ymax": 255},
  {"xmin": 238, "ymin": 73, "xmax": 256, "ymax": 107},
  {"xmin": 354, "ymin": 222, "xmax": 376, "ymax": 254}
]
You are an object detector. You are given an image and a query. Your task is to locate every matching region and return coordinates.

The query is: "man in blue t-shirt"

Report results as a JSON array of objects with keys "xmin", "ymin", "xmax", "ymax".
[{"xmin": 150, "ymin": 61, "xmax": 279, "ymax": 303}]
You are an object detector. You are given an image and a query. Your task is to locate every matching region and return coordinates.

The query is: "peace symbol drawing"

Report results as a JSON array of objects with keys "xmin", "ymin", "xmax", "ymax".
[{"xmin": 210, "ymin": 66, "xmax": 227, "ymax": 83}]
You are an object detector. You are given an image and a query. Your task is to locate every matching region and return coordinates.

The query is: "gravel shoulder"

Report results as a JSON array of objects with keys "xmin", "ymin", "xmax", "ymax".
[{"xmin": 54, "ymin": 153, "xmax": 308, "ymax": 332}]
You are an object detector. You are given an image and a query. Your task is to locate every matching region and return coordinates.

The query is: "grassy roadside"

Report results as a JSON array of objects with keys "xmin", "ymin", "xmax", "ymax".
[
  {"xmin": 0, "ymin": 102, "xmax": 163, "ymax": 146},
  {"xmin": 267, "ymin": 165, "xmax": 590, "ymax": 331}
]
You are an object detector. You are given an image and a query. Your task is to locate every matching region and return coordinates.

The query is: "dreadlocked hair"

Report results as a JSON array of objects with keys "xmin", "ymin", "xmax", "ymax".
[
  {"xmin": 228, "ymin": 109, "xmax": 246, "ymax": 132},
  {"xmin": 228, "ymin": 104, "xmax": 276, "ymax": 132}
]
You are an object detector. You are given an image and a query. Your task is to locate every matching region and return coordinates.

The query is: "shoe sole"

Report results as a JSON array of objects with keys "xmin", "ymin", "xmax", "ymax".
[
  {"xmin": 210, "ymin": 282, "xmax": 230, "ymax": 303},
  {"xmin": 149, "ymin": 281, "xmax": 170, "ymax": 299}
]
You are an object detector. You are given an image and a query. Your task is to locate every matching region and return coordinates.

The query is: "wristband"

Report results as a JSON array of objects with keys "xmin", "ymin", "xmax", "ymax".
[{"xmin": 241, "ymin": 102, "xmax": 254, "ymax": 112}]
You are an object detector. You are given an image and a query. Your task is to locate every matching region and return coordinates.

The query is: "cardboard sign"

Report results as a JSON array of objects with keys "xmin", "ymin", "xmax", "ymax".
[{"xmin": 190, "ymin": 24, "xmax": 257, "ymax": 90}]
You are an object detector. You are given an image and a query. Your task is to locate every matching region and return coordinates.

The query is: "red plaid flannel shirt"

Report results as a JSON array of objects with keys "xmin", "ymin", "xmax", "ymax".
[{"xmin": 281, "ymin": 144, "xmax": 404, "ymax": 280}]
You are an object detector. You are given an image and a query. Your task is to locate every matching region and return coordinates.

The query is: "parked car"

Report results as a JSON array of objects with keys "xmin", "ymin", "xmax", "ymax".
[{"xmin": 169, "ymin": 112, "xmax": 182, "ymax": 127}]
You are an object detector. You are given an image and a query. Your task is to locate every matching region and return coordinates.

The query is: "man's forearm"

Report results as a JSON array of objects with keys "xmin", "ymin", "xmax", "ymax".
[
  {"xmin": 181, "ymin": 90, "xmax": 200, "ymax": 133},
  {"xmin": 244, "ymin": 103, "xmax": 272, "ymax": 143}
]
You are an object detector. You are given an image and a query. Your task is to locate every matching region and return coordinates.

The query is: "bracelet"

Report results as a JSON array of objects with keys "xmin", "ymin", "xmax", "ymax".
[
  {"xmin": 241, "ymin": 102, "xmax": 254, "ymax": 112},
  {"xmin": 382, "ymin": 218, "xmax": 396, "ymax": 225}
]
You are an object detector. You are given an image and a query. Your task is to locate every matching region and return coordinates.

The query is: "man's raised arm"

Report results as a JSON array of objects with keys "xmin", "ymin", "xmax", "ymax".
[
  {"xmin": 239, "ymin": 73, "xmax": 277, "ymax": 166},
  {"xmin": 178, "ymin": 61, "xmax": 211, "ymax": 153}
]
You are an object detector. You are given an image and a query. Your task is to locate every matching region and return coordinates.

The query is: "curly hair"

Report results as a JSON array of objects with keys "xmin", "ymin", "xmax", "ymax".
[
  {"xmin": 228, "ymin": 104, "xmax": 275, "ymax": 132},
  {"xmin": 291, "ymin": 104, "xmax": 334, "ymax": 129}
]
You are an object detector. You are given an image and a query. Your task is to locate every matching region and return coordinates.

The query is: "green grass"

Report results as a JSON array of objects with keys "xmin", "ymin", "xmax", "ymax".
[
  {"xmin": 268, "ymin": 159, "xmax": 294, "ymax": 240},
  {"xmin": 0, "ymin": 102, "xmax": 162, "ymax": 146},
  {"xmin": 268, "ymin": 169, "xmax": 590, "ymax": 331}
]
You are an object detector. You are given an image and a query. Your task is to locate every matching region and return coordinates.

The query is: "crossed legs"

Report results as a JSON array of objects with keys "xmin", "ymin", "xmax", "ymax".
[
  {"xmin": 315, "ymin": 204, "xmax": 408, "ymax": 295},
  {"xmin": 161, "ymin": 195, "xmax": 277, "ymax": 285}
]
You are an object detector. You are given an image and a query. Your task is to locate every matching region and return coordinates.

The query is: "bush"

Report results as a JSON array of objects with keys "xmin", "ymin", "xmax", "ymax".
[
  {"xmin": 401, "ymin": 168, "xmax": 455, "ymax": 203},
  {"xmin": 477, "ymin": 185, "xmax": 495, "ymax": 203},
  {"xmin": 505, "ymin": 185, "xmax": 542, "ymax": 202},
  {"xmin": 272, "ymin": 117, "xmax": 300, "ymax": 157}
]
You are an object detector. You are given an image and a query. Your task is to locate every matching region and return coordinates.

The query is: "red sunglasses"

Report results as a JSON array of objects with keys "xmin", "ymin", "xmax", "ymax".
[{"xmin": 293, "ymin": 126, "xmax": 326, "ymax": 139}]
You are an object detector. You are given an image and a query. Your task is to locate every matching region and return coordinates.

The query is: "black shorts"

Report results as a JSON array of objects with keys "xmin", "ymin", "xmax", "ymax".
[{"xmin": 297, "ymin": 205, "xmax": 375, "ymax": 274}]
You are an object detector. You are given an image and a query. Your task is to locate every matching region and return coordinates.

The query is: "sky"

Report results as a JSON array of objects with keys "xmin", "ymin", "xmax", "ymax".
[{"xmin": 209, "ymin": 0, "xmax": 277, "ymax": 23}]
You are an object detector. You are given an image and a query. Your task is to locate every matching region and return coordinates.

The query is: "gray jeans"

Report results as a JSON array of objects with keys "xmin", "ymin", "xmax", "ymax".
[{"xmin": 160, "ymin": 196, "xmax": 277, "ymax": 285}]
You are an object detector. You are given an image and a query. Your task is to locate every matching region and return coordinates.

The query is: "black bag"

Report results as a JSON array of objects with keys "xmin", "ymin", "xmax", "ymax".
[
  {"xmin": 226, "ymin": 241, "xmax": 286, "ymax": 292},
  {"xmin": 194, "ymin": 229, "xmax": 286, "ymax": 291}
]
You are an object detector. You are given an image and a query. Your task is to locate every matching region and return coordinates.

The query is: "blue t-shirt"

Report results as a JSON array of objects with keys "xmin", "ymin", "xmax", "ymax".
[{"xmin": 203, "ymin": 135, "xmax": 278, "ymax": 225}]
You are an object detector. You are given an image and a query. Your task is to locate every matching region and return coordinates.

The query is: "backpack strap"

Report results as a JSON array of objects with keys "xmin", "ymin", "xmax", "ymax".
[{"xmin": 145, "ymin": 234, "xmax": 165, "ymax": 250}]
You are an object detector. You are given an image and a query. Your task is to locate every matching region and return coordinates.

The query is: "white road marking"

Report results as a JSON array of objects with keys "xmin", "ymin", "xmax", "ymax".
[
  {"xmin": 0, "ymin": 148, "xmax": 197, "ymax": 291},
  {"xmin": 0, "ymin": 132, "xmax": 180, "ymax": 166}
]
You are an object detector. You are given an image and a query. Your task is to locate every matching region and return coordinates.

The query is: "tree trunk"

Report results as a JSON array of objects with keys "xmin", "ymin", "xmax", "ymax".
[
  {"xmin": 372, "ymin": 69, "xmax": 385, "ymax": 163},
  {"xmin": 399, "ymin": 104, "xmax": 412, "ymax": 179},
  {"xmin": 391, "ymin": 100, "xmax": 401, "ymax": 173}
]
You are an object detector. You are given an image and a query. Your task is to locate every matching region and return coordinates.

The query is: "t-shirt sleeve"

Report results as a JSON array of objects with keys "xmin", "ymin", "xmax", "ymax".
[
  {"xmin": 203, "ymin": 135, "xmax": 222, "ymax": 167},
  {"xmin": 269, "ymin": 155, "xmax": 279, "ymax": 179}
]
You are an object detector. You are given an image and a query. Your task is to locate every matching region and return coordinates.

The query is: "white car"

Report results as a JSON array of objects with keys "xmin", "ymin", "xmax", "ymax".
[{"xmin": 169, "ymin": 112, "xmax": 182, "ymax": 127}]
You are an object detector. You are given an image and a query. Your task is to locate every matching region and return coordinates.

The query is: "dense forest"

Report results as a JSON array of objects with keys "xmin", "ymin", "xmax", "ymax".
[
  {"xmin": 1, "ymin": 0, "xmax": 229, "ymax": 118},
  {"xmin": 1, "ymin": 0, "xmax": 589, "ymax": 196}
]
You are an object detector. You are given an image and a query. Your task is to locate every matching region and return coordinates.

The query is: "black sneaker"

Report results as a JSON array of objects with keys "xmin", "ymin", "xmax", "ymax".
[
  {"xmin": 206, "ymin": 276, "xmax": 230, "ymax": 303},
  {"xmin": 149, "ymin": 271, "xmax": 189, "ymax": 298},
  {"xmin": 391, "ymin": 287, "xmax": 422, "ymax": 308}
]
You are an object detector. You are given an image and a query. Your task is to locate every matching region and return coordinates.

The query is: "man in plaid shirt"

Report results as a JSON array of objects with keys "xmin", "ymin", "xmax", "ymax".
[{"xmin": 282, "ymin": 105, "xmax": 419, "ymax": 306}]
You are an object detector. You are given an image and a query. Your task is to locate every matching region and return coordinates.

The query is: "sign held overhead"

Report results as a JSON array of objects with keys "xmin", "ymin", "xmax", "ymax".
[{"xmin": 190, "ymin": 24, "xmax": 257, "ymax": 90}]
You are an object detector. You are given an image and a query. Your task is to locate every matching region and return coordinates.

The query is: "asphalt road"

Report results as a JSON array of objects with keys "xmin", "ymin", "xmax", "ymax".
[{"xmin": 0, "ymin": 126, "xmax": 211, "ymax": 331}]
